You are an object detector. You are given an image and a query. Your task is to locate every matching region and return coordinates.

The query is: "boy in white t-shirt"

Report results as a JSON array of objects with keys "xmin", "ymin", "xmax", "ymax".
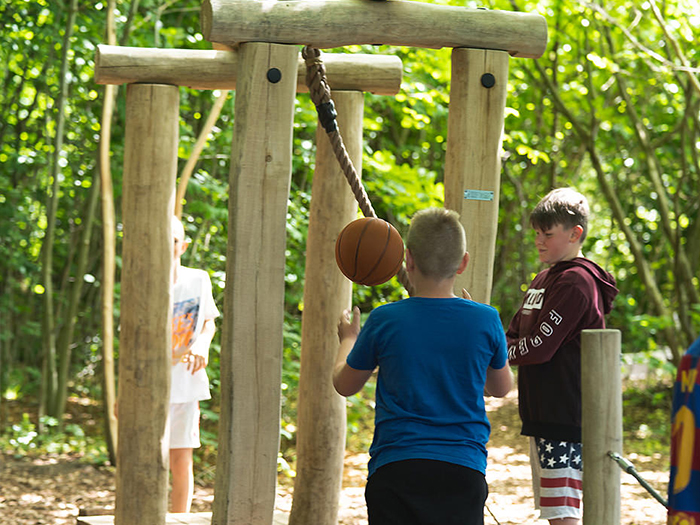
[{"xmin": 169, "ymin": 216, "xmax": 219, "ymax": 513}]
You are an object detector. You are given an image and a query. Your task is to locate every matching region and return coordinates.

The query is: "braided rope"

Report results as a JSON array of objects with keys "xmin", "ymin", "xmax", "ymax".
[{"xmin": 302, "ymin": 46, "xmax": 413, "ymax": 295}]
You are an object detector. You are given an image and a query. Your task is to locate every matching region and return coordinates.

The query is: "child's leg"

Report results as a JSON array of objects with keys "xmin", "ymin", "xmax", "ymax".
[
  {"xmin": 170, "ymin": 447, "xmax": 194, "ymax": 513},
  {"xmin": 168, "ymin": 401, "xmax": 201, "ymax": 513},
  {"xmin": 531, "ymin": 437, "xmax": 583, "ymax": 523}
]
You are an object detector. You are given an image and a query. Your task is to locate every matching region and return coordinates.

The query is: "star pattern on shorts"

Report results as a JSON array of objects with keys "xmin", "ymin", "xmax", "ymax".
[{"xmin": 537, "ymin": 438, "xmax": 583, "ymax": 471}]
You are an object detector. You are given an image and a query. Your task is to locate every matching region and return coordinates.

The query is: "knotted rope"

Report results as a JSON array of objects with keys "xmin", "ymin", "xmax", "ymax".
[{"xmin": 302, "ymin": 46, "xmax": 413, "ymax": 296}]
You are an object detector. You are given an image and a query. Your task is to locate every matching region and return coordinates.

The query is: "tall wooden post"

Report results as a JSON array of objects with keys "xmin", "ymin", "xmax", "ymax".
[
  {"xmin": 213, "ymin": 42, "xmax": 299, "ymax": 525},
  {"xmin": 288, "ymin": 91, "xmax": 363, "ymax": 525},
  {"xmin": 444, "ymin": 48, "xmax": 509, "ymax": 305},
  {"xmin": 582, "ymin": 329, "xmax": 622, "ymax": 525},
  {"xmin": 116, "ymin": 83, "xmax": 179, "ymax": 525}
]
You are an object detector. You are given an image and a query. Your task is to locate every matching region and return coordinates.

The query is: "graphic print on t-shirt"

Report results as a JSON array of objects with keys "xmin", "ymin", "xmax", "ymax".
[
  {"xmin": 523, "ymin": 288, "xmax": 545, "ymax": 311},
  {"xmin": 172, "ymin": 297, "xmax": 200, "ymax": 361}
]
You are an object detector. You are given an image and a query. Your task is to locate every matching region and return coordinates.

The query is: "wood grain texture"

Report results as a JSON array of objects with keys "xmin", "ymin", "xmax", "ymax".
[
  {"xmin": 117, "ymin": 83, "xmax": 179, "ymax": 525},
  {"xmin": 444, "ymin": 48, "xmax": 509, "ymax": 305},
  {"xmin": 212, "ymin": 42, "xmax": 299, "ymax": 525},
  {"xmin": 95, "ymin": 45, "xmax": 403, "ymax": 96},
  {"xmin": 202, "ymin": 0, "xmax": 547, "ymax": 58},
  {"xmin": 582, "ymin": 329, "xmax": 622, "ymax": 525}
]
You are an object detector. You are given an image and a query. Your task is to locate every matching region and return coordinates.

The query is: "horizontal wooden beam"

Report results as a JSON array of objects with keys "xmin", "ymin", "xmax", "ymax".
[
  {"xmin": 94, "ymin": 45, "xmax": 403, "ymax": 95},
  {"xmin": 201, "ymin": 0, "xmax": 547, "ymax": 59}
]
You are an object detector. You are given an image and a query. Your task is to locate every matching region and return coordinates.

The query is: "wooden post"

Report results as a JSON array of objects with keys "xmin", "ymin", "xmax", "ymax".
[
  {"xmin": 116, "ymin": 83, "xmax": 179, "ymax": 525},
  {"xmin": 288, "ymin": 91, "xmax": 363, "ymax": 525},
  {"xmin": 212, "ymin": 42, "xmax": 298, "ymax": 525},
  {"xmin": 444, "ymin": 48, "xmax": 509, "ymax": 304},
  {"xmin": 581, "ymin": 329, "xmax": 622, "ymax": 525},
  {"xmin": 202, "ymin": 0, "xmax": 547, "ymax": 59}
]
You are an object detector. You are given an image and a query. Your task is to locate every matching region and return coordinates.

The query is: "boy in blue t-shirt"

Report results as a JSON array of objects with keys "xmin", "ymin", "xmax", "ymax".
[
  {"xmin": 668, "ymin": 336, "xmax": 700, "ymax": 524},
  {"xmin": 333, "ymin": 207, "xmax": 513, "ymax": 525}
]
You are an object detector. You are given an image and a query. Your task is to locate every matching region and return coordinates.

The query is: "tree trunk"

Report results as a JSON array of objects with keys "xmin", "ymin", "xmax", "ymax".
[
  {"xmin": 52, "ymin": 173, "xmax": 100, "ymax": 419},
  {"xmin": 40, "ymin": 0, "xmax": 79, "ymax": 427},
  {"xmin": 99, "ymin": 0, "xmax": 119, "ymax": 466}
]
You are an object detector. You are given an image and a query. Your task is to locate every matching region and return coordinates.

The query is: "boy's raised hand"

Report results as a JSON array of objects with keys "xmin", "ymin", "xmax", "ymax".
[
  {"xmin": 334, "ymin": 306, "xmax": 373, "ymax": 397},
  {"xmin": 337, "ymin": 306, "xmax": 361, "ymax": 343}
]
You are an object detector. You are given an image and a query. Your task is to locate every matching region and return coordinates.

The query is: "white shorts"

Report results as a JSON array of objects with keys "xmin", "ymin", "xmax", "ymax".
[
  {"xmin": 169, "ymin": 401, "xmax": 201, "ymax": 449},
  {"xmin": 529, "ymin": 437, "xmax": 583, "ymax": 521}
]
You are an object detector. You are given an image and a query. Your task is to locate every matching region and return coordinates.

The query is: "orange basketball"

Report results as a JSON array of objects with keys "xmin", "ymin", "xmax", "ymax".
[{"xmin": 335, "ymin": 217, "xmax": 405, "ymax": 286}]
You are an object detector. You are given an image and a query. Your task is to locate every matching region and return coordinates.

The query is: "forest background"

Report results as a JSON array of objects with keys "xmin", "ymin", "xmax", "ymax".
[{"xmin": 0, "ymin": 0, "xmax": 698, "ymax": 486}]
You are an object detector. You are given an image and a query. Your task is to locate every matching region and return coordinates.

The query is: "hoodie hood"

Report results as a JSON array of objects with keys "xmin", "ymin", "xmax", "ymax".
[{"xmin": 550, "ymin": 257, "xmax": 618, "ymax": 314}]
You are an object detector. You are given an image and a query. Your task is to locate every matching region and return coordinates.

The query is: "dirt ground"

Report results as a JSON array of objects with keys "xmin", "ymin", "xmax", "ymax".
[{"xmin": 0, "ymin": 390, "xmax": 669, "ymax": 524}]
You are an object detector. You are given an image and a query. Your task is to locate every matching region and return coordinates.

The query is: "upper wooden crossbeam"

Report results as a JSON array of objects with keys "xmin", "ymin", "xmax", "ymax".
[
  {"xmin": 94, "ymin": 45, "xmax": 403, "ymax": 95},
  {"xmin": 201, "ymin": 0, "xmax": 547, "ymax": 59}
]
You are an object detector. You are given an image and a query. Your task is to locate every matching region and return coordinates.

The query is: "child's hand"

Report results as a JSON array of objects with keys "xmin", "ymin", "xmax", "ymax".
[
  {"xmin": 337, "ymin": 306, "xmax": 361, "ymax": 343},
  {"xmin": 462, "ymin": 288, "xmax": 472, "ymax": 301},
  {"xmin": 184, "ymin": 352, "xmax": 206, "ymax": 374}
]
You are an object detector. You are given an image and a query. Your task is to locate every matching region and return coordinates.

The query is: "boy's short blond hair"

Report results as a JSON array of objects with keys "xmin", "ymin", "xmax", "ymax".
[
  {"xmin": 406, "ymin": 207, "xmax": 466, "ymax": 280},
  {"xmin": 530, "ymin": 188, "xmax": 590, "ymax": 242}
]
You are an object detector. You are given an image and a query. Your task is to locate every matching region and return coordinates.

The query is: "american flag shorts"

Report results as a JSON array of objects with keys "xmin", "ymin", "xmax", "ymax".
[{"xmin": 530, "ymin": 437, "xmax": 583, "ymax": 520}]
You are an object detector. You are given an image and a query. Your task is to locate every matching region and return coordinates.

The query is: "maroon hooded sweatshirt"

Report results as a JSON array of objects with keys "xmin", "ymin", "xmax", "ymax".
[{"xmin": 506, "ymin": 257, "xmax": 618, "ymax": 442}]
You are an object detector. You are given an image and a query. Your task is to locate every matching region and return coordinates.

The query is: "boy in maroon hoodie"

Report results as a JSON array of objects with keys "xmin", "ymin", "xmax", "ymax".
[{"xmin": 506, "ymin": 188, "xmax": 618, "ymax": 525}]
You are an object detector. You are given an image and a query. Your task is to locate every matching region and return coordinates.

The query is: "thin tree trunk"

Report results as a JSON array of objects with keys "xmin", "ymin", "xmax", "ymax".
[
  {"xmin": 100, "ymin": 0, "xmax": 119, "ymax": 465},
  {"xmin": 40, "ymin": 0, "xmax": 79, "ymax": 427},
  {"xmin": 52, "ymin": 175, "xmax": 101, "ymax": 418}
]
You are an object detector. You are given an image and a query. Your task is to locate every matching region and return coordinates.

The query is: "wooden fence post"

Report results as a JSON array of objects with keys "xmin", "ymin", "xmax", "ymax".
[
  {"xmin": 581, "ymin": 329, "xmax": 622, "ymax": 525},
  {"xmin": 116, "ymin": 83, "xmax": 179, "ymax": 525}
]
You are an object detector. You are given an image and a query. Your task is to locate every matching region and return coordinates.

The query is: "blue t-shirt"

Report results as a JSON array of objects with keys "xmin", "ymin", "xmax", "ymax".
[
  {"xmin": 347, "ymin": 297, "xmax": 508, "ymax": 478},
  {"xmin": 668, "ymin": 336, "xmax": 700, "ymax": 522}
]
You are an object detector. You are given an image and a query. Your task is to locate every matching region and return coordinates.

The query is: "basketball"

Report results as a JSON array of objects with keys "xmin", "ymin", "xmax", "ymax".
[{"xmin": 335, "ymin": 217, "xmax": 405, "ymax": 286}]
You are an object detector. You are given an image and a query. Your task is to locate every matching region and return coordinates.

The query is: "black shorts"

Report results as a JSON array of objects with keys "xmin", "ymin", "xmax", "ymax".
[{"xmin": 365, "ymin": 459, "xmax": 488, "ymax": 525}]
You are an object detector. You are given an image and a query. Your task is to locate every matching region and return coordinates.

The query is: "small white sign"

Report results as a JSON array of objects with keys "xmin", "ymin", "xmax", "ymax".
[{"xmin": 463, "ymin": 189, "xmax": 494, "ymax": 201}]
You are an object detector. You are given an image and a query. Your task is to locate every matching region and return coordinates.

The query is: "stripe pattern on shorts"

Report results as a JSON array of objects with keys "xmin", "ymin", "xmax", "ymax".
[{"xmin": 535, "ymin": 437, "xmax": 583, "ymax": 520}]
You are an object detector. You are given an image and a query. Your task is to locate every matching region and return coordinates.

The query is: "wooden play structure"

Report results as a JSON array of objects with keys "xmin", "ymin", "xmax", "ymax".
[{"xmin": 91, "ymin": 1, "xmax": 549, "ymax": 524}]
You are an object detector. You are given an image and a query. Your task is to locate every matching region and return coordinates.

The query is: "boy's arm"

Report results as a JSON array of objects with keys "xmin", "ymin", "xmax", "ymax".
[
  {"xmin": 333, "ymin": 306, "xmax": 374, "ymax": 397},
  {"xmin": 186, "ymin": 318, "xmax": 215, "ymax": 374},
  {"xmin": 505, "ymin": 309, "xmax": 522, "ymax": 342},
  {"xmin": 507, "ymin": 277, "xmax": 589, "ymax": 366},
  {"xmin": 485, "ymin": 364, "xmax": 513, "ymax": 398}
]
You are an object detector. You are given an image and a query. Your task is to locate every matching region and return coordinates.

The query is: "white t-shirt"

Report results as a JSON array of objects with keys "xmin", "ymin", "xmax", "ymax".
[{"xmin": 170, "ymin": 266, "xmax": 220, "ymax": 403}]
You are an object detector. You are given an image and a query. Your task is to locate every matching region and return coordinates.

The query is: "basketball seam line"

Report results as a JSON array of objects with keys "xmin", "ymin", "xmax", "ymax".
[{"xmin": 357, "ymin": 222, "xmax": 392, "ymax": 285}]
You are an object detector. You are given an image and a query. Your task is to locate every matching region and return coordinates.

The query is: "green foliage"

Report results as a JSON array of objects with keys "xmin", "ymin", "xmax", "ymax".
[
  {"xmin": 1, "ymin": 412, "xmax": 109, "ymax": 464},
  {"xmin": 622, "ymin": 378, "xmax": 673, "ymax": 457},
  {"xmin": 2, "ymin": 365, "xmax": 42, "ymax": 401}
]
